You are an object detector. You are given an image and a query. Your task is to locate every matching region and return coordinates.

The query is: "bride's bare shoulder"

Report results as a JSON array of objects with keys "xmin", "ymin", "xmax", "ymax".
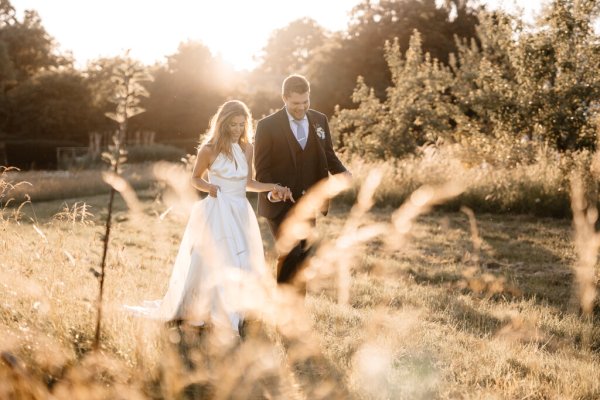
[
  {"xmin": 241, "ymin": 142, "xmax": 254, "ymax": 158},
  {"xmin": 242, "ymin": 142, "xmax": 254, "ymax": 152},
  {"xmin": 196, "ymin": 143, "xmax": 219, "ymax": 164}
]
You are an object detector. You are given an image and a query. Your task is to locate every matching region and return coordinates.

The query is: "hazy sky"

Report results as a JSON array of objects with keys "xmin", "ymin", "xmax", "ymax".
[{"xmin": 10, "ymin": 0, "xmax": 546, "ymax": 71}]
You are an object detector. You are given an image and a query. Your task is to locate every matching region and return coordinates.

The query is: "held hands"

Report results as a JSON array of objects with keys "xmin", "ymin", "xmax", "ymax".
[{"xmin": 271, "ymin": 184, "xmax": 294, "ymax": 203}]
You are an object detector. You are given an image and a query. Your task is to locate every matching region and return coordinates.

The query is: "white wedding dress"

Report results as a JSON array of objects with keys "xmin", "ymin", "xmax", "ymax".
[{"xmin": 126, "ymin": 143, "xmax": 267, "ymax": 332}]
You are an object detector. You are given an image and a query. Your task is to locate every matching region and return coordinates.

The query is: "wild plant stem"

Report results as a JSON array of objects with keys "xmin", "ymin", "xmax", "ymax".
[{"xmin": 93, "ymin": 131, "xmax": 123, "ymax": 351}]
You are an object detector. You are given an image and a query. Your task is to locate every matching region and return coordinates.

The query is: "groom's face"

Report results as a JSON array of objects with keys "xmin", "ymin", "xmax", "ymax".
[{"xmin": 283, "ymin": 91, "xmax": 310, "ymax": 120}]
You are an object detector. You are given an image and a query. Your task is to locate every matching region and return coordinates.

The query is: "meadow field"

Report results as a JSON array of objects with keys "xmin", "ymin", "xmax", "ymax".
[{"xmin": 1, "ymin": 161, "xmax": 599, "ymax": 400}]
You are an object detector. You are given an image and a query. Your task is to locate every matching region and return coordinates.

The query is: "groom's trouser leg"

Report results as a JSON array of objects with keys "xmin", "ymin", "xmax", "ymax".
[{"xmin": 267, "ymin": 213, "xmax": 314, "ymax": 287}]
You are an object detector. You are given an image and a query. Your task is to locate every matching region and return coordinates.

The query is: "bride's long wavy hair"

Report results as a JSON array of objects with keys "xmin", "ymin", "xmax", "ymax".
[{"xmin": 201, "ymin": 100, "xmax": 252, "ymax": 160}]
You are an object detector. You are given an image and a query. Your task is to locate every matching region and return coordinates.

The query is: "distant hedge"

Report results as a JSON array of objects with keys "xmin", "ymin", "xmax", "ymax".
[
  {"xmin": 2, "ymin": 140, "xmax": 188, "ymax": 170},
  {"xmin": 5, "ymin": 139, "xmax": 84, "ymax": 170},
  {"xmin": 125, "ymin": 144, "xmax": 187, "ymax": 163}
]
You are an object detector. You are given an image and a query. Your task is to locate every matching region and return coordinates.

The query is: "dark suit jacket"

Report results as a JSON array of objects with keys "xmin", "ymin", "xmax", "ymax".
[{"xmin": 254, "ymin": 107, "xmax": 347, "ymax": 220}]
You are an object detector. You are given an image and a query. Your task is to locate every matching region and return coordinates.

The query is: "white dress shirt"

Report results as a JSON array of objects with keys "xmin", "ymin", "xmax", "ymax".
[{"xmin": 286, "ymin": 108, "xmax": 309, "ymax": 146}]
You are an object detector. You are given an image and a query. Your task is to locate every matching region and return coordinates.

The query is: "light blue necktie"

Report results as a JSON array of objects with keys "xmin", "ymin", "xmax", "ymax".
[{"xmin": 293, "ymin": 119, "xmax": 307, "ymax": 150}]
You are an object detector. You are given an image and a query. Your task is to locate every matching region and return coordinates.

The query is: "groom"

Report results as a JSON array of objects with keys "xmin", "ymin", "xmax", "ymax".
[{"xmin": 254, "ymin": 74, "xmax": 350, "ymax": 289}]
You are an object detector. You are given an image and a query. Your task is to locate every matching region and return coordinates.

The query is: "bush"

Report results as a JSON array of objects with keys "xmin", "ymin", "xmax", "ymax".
[
  {"xmin": 335, "ymin": 140, "xmax": 589, "ymax": 218},
  {"xmin": 71, "ymin": 144, "xmax": 188, "ymax": 170},
  {"xmin": 6, "ymin": 139, "xmax": 84, "ymax": 170},
  {"xmin": 124, "ymin": 144, "xmax": 186, "ymax": 163}
]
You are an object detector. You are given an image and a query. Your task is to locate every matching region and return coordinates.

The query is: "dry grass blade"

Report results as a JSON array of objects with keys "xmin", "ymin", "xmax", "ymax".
[
  {"xmin": 102, "ymin": 171, "xmax": 143, "ymax": 216},
  {"xmin": 152, "ymin": 161, "xmax": 199, "ymax": 219},
  {"xmin": 276, "ymin": 173, "xmax": 352, "ymax": 255},
  {"xmin": 52, "ymin": 202, "xmax": 95, "ymax": 226},
  {"xmin": 390, "ymin": 181, "xmax": 465, "ymax": 249},
  {"xmin": 301, "ymin": 170, "xmax": 386, "ymax": 304}
]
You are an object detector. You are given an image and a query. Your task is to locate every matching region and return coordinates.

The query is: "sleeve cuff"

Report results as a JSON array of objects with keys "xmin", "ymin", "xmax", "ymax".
[{"xmin": 267, "ymin": 191, "xmax": 282, "ymax": 203}]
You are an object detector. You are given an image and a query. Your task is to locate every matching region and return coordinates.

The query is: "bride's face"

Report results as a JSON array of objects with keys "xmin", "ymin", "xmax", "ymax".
[{"xmin": 228, "ymin": 115, "xmax": 246, "ymax": 142}]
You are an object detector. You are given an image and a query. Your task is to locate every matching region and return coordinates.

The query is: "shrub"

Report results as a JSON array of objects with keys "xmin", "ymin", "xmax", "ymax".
[
  {"xmin": 335, "ymin": 140, "xmax": 588, "ymax": 218},
  {"xmin": 123, "ymin": 144, "xmax": 186, "ymax": 163}
]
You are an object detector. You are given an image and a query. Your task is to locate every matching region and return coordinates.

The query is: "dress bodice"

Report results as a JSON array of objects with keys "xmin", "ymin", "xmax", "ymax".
[{"xmin": 208, "ymin": 143, "xmax": 248, "ymax": 197}]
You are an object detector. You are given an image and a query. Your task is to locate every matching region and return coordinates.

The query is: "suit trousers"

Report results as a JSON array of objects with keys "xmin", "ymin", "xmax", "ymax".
[{"xmin": 267, "ymin": 208, "xmax": 316, "ymax": 287}]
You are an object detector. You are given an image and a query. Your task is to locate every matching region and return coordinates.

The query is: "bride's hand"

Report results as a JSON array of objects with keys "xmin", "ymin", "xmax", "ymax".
[
  {"xmin": 273, "ymin": 184, "xmax": 294, "ymax": 203},
  {"xmin": 208, "ymin": 184, "xmax": 220, "ymax": 197}
]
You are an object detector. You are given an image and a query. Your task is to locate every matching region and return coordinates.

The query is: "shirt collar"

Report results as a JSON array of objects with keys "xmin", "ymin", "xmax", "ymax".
[{"xmin": 285, "ymin": 108, "xmax": 308, "ymax": 123}]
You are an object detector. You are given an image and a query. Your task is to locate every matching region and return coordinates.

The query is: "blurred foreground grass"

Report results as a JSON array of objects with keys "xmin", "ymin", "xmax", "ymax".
[{"xmin": 1, "ymin": 186, "xmax": 599, "ymax": 399}]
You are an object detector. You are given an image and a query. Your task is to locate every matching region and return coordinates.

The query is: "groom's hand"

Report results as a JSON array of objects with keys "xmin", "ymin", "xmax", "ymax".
[
  {"xmin": 283, "ymin": 187, "xmax": 295, "ymax": 203},
  {"xmin": 269, "ymin": 185, "xmax": 295, "ymax": 203},
  {"xmin": 275, "ymin": 185, "xmax": 294, "ymax": 203}
]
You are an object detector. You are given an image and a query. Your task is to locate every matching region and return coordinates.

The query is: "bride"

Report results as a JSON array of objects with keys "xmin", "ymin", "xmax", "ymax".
[{"xmin": 127, "ymin": 100, "xmax": 292, "ymax": 334}]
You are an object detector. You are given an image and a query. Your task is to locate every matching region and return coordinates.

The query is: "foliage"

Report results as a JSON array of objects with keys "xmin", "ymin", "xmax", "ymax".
[
  {"xmin": 125, "ymin": 143, "xmax": 186, "ymax": 163},
  {"xmin": 85, "ymin": 56, "xmax": 136, "ymax": 133},
  {"xmin": 6, "ymin": 69, "xmax": 94, "ymax": 142},
  {"xmin": 450, "ymin": 4, "xmax": 600, "ymax": 151},
  {"xmin": 0, "ymin": 6, "xmax": 66, "ymax": 82},
  {"xmin": 333, "ymin": 31, "xmax": 459, "ymax": 159},
  {"xmin": 0, "ymin": 0, "xmax": 69, "ymax": 137},
  {"xmin": 134, "ymin": 41, "xmax": 232, "ymax": 150},
  {"xmin": 308, "ymin": 0, "xmax": 480, "ymax": 115},
  {"xmin": 334, "ymin": 140, "xmax": 582, "ymax": 218},
  {"xmin": 258, "ymin": 17, "xmax": 327, "ymax": 77},
  {"xmin": 333, "ymin": 1, "xmax": 600, "ymax": 163},
  {"xmin": 95, "ymin": 53, "xmax": 152, "ymax": 349},
  {"xmin": 246, "ymin": 18, "xmax": 329, "ymax": 115}
]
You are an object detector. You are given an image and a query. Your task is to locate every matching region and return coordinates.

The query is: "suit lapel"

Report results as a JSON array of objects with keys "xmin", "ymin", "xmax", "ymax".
[
  {"xmin": 306, "ymin": 111, "xmax": 326, "ymax": 159},
  {"xmin": 306, "ymin": 112, "xmax": 316, "ymax": 145}
]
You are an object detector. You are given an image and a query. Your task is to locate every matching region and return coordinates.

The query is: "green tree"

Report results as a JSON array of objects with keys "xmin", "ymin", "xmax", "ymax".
[
  {"xmin": 0, "ymin": 0, "xmax": 15, "ymax": 28},
  {"xmin": 308, "ymin": 0, "xmax": 480, "ymax": 115},
  {"xmin": 258, "ymin": 17, "xmax": 327, "ymax": 78},
  {"xmin": 450, "ymin": 3, "xmax": 600, "ymax": 151},
  {"xmin": 136, "ymin": 41, "xmax": 230, "ymax": 150},
  {"xmin": 529, "ymin": 0, "xmax": 600, "ymax": 150},
  {"xmin": 333, "ymin": 31, "xmax": 457, "ymax": 159},
  {"xmin": 244, "ymin": 18, "xmax": 328, "ymax": 118},
  {"xmin": 0, "ymin": 8, "xmax": 67, "ymax": 82},
  {"xmin": 449, "ymin": 11, "xmax": 524, "ymax": 140},
  {"xmin": 7, "ymin": 69, "xmax": 95, "ymax": 142},
  {"xmin": 85, "ymin": 56, "xmax": 140, "ymax": 134},
  {"xmin": 103, "ymin": 53, "xmax": 151, "ymax": 145},
  {"xmin": 0, "ymin": 0, "xmax": 70, "ymax": 138}
]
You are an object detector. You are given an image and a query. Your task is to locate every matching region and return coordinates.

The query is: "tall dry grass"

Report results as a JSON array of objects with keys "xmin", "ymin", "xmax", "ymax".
[
  {"xmin": 4, "ymin": 164, "xmax": 156, "ymax": 204},
  {"xmin": 1, "ymin": 154, "xmax": 599, "ymax": 399},
  {"xmin": 338, "ymin": 140, "xmax": 580, "ymax": 217}
]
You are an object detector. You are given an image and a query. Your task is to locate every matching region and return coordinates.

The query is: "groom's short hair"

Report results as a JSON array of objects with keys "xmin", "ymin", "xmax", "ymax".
[{"xmin": 282, "ymin": 74, "xmax": 310, "ymax": 97}]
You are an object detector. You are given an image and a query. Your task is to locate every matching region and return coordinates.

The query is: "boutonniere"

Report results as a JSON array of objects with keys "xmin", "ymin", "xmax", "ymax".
[{"xmin": 314, "ymin": 124, "xmax": 326, "ymax": 140}]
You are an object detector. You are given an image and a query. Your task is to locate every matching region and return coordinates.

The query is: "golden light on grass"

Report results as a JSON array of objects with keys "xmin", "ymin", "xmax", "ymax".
[{"xmin": 2, "ymin": 157, "xmax": 600, "ymax": 399}]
